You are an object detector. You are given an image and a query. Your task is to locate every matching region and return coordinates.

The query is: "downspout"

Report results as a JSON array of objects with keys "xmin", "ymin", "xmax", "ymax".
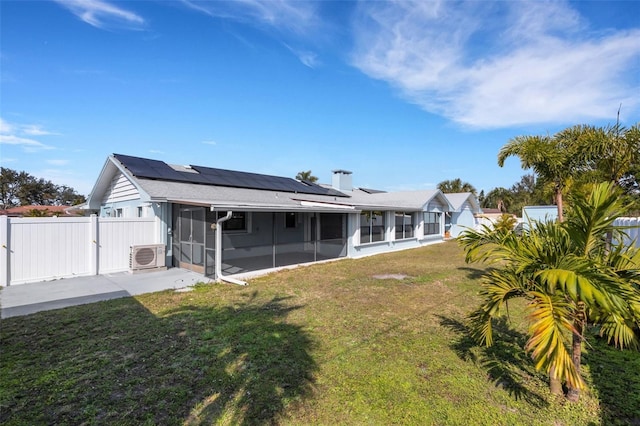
[{"xmin": 215, "ymin": 210, "xmax": 248, "ymax": 286}]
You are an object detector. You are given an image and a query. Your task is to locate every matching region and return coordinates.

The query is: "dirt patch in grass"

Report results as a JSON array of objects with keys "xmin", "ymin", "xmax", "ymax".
[{"xmin": 372, "ymin": 274, "xmax": 411, "ymax": 280}]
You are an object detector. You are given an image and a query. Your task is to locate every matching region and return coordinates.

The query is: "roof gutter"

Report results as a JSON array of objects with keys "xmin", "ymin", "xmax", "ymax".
[{"xmin": 215, "ymin": 210, "xmax": 248, "ymax": 286}]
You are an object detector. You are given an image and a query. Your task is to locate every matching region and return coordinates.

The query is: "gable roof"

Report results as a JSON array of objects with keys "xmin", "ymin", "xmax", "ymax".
[{"xmin": 444, "ymin": 192, "xmax": 482, "ymax": 213}]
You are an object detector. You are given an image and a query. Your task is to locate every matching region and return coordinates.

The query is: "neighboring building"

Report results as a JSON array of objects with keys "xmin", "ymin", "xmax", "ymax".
[
  {"xmin": 475, "ymin": 208, "xmax": 514, "ymax": 228},
  {"xmin": 522, "ymin": 205, "xmax": 558, "ymax": 223},
  {"xmin": 85, "ymin": 154, "xmax": 456, "ymax": 280},
  {"xmin": 443, "ymin": 193, "xmax": 483, "ymax": 237},
  {"xmin": 0, "ymin": 205, "xmax": 80, "ymax": 217}
]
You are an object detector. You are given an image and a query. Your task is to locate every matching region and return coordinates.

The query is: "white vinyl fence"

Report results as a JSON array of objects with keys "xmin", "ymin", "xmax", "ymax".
[
  {"xmin": 0, "ymin": 215, "xmax": 160, "ymax": 286},
  {"xmin": 472, "ymin": 217, "xmax": 639, "ymax": 248},
  {"xmin": 614, "ymin": 217, "xmax": 640, "ymax": 248}
]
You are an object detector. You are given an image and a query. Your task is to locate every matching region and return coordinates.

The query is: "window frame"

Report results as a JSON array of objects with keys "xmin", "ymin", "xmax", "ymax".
[
  {"xmin": 217, "ymin": 211, "xmax": 250, "ymax": 233},
  {"xmin": 285, "ymin": 212, "xmax": 297, "ymax": 229},
  {"xmin": 395, "ymin": 212, "xmax": 414, "ymax": 240},
  {"xmin": 423, "ymin": 212, "xmax": 441, "ymax": 236},
  {"xmin": 360, "ymin": 210, "xmax": 386, "ymax": 244}
]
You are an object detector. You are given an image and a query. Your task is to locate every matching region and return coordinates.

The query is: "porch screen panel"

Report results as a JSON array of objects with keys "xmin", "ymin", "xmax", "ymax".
[
  {"xmin": 172, "ymin": 204, "xmax": 180, "ymax": 267},
  {"xmin": 320, "ymin": 214, "xmax": 343, "ymax": 240},
  {"xmin": 205, "ymin": 210, "xmax": 216, "ymax": 277},
  {"xmin": 318, "ymin": 213, "xmax": 347, "ymax": 261},
  {"xmin": 192, "ymin": 209, "xmax": 204, "ymax": 245}
]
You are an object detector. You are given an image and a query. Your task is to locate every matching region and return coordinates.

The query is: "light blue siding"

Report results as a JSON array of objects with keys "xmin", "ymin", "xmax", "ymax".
[
  {"xmin": 449, "ymin": 204, "xmax": 476, "ymax": 237},
  {"xmin": 522, "ymin": 206, "xmax": 558, "ymax": 223}
]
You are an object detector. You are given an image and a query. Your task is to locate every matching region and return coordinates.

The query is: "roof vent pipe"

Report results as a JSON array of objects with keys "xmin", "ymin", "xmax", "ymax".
[
  {"xmin": 332, "ymin": 169, "xmax": 353, "ymax": 192},
  {"xmin": 215, "ymin": 211, "xmax": 248, "ymax": 286}
]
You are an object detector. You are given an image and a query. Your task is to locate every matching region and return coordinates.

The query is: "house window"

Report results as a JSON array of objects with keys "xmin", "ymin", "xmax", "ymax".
[
  {"xmin": 217, "ymin": 211, "xmax": 248, "ymax": 232},
  {"xmin": 285, "ymin": 212, "xmax": 297, "ymax": 229},
  {"xmin": 395, "ymin": 212, "xmax": 414, "ymax": 240},
  {"xmin": 137, "ymin": 206, "xmax": 144, "ymax": 217},
  {"xmin": 360, "ymin": 211, "xmax": 386, "ymax": 244},
  {"xmin": 115, "ymin": 208, "xmax": 123, "ymax": 218},
  {"xmin": 423, "ymin": 212, "xmax": 441, "ymax": 235}
]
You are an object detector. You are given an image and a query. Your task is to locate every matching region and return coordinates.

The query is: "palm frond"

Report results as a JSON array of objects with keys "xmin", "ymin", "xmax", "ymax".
[
  {"xmin": 525, "ymin": 292, "xmax": 585, "ymax": 390},
  {"xmin": 595, "ymin": 311, "xmax": 640, "ymax": 350},
  {"xmin": 468, "ymin": 268, "xmax": 529, "ymax": 346}
]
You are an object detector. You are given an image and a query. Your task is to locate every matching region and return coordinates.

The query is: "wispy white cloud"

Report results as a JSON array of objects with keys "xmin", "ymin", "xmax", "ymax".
[
  {"xmin": 181, "ymin": 0, "xmax": 318, "ymax": 35},
  {"xmin": 46, "ymin": 159, "xmax": 70, "ymax": 166},
  {"xmin": 53, "ymin": 0, "xmax": 145, "ymax": 30},
  {"xmin": 0, "ymin": 118, "xmax": 14, "ymax": 134},
  {"xmin": 202, "ymin": 140, "xmax": 217, "ymax": 145},
  {"xmin": 22, "ymin": 124, "xmax": 61, "ymax": 136},
  {"xmin": 351, "ymin": 1, "xmax": 640, "ymax": 128},
  {"xmin": 149, "ymin": 149, "xmax": 165, "ymax": 154},
  {"xmin": 181, "ymin": 0, "xmax": 323, "ymax": 66},
  {"xmin": 0, "ymin": 134, "xmax": 54, "ymax": 151},
  {"xmin": 0, "ymin": 118, "xmax": 57, "ymax": 151},
  {"xmin": 284, "ymin": 44, "xmax": 320, "ymax": 68}
]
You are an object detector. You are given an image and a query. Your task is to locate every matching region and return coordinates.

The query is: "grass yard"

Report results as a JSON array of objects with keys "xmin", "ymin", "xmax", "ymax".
[{"xmin": 2, "ymin": 241, "xmax": 639, "ymax": 425}]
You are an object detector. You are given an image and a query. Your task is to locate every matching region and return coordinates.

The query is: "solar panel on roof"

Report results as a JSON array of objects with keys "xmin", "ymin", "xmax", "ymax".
[{"xmin": 113, "ymin": 153, "xmax": 349, "ymax": 197}]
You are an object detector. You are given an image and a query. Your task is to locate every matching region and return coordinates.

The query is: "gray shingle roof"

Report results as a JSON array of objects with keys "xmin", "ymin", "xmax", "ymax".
[{"xmin": 88, "ymin": 154, "xmax": 456, "ymax": 213}]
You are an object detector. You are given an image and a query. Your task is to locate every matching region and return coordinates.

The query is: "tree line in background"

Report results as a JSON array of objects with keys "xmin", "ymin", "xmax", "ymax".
[
  {"xmin": 0, "ymin": 167, "xmax": 86, "ymax": 209},
  {"xmin": 440, "ymin": 122, "xmax": 640, "ymax": 217}
]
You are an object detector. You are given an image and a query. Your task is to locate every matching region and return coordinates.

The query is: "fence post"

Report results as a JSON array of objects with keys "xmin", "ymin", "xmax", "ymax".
[
  {"xmin": 0, "ymin": 215, "xmax": 8, "ymax": 286},
  {"xmin": 90, "ymin": 214, "xmax": 99, "ymax": 275}
]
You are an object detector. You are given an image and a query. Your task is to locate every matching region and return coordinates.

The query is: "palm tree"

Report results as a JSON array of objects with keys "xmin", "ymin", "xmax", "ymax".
[
  {"xmin": 481, "ymin": 187, "xmax": 513, "ymax": 213},
  {"xmin": 437, "ymin": 178, "xmax": 477, "ymax": 194},
  {"xmin": 295, "ymin": 170, "xmax": 318, "ymax": 183},
  {"xmin": 498, "ymin": 128, "xmax": 586, "ymax": 222},
  {"xmin": 459, "ymin": 182, "xmax": 640, "ymax": 401},
  {"xmin": 578, "ymin": 122, "xmax": 640, "ymax": 190}
]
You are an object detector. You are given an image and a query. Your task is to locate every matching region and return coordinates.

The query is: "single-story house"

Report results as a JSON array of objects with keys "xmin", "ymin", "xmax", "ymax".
[
  {"xmin": 443, "ymin": 193, "xmax": 483, "ymax": 238},
  {"xmin": 85, "ymin": 154, "xmax": 462, "ymax": 282}
]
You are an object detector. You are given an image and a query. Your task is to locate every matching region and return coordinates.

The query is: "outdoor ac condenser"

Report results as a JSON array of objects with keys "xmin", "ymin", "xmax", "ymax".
[{"xmin": 130, "ymin": 244, "xmax": 166, "ymax": 272}]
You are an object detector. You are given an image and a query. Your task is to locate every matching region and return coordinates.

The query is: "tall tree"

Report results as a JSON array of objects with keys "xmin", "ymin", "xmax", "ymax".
[
  {"xmin": 498, "ymin": 127, "xmax": 585, "ymax": 222},
  {"xmin": 459, "ymin": 182, "xmax": 640, "ymax": 401},
  {"xmin": 295, "ymin": 170, "xmax": 318, "ymax": 183},
  {"xmin": 0, "ymin": 167, "xmax": 85, "ymax": 208},
  {"xmin": 577, "ymin": 122, "xmax": 640, "ymax": 195},
  {"xmin": 437, "ymin": 178, "xmax": 477, "ymax": 194},
  {"xmin": 481, "ymin": 187, "xmax": 512, "ymax": 213}
]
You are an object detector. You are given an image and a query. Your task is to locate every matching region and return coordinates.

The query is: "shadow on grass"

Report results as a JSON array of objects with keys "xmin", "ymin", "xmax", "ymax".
[
  {"xmin": 437, "ymin": 315, "xmax": 547, "ymax": 408},
  {"xmin": 457, "ymin": 266, "xmax": 488, "ymax": 280},
  {"xmin": 581, "ymin": 332, "xmax": 640, "ymax": 425},
  {"xmin": 0, "ymin": 291, "xmax": 316, "ymax": 425}
]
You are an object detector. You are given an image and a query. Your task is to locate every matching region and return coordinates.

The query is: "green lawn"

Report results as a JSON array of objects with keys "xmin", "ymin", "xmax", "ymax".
[{"xmin": 1, "ymin": 241, "xmax": 639, "ymax": 425}]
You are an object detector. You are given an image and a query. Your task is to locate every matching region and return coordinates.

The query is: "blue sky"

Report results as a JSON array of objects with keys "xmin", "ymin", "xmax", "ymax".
[{"xmin": 1, "ymin": 0, "xmax": 639, "ymax": 196}]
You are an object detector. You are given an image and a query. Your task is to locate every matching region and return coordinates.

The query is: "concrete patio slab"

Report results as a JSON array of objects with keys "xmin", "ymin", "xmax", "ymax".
[{"xmin": 0, "ymin": 268, "xmax": 212, "ymax": 319}]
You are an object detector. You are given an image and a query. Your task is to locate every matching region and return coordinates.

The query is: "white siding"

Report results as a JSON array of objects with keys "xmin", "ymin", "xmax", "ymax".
[{"xmin": 103, "ymin": 172, "xmax": 139, "ymax": 204}]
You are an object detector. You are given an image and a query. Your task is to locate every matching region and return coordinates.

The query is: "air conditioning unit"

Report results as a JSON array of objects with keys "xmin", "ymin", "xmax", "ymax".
[{"xmin": 130, "ymin": 244, "xmax": 166, "ymax": 272}]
